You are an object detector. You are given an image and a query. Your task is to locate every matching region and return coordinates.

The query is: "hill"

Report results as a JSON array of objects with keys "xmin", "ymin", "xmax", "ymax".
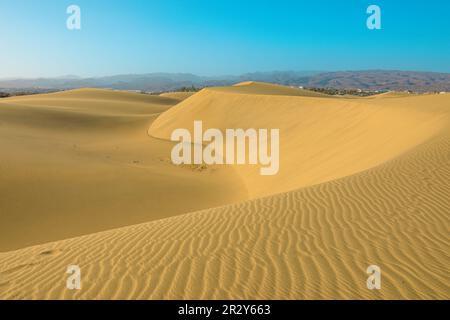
[{"xmin": 2, "ymin": 70, "xmax": 450, "ymax": 93}]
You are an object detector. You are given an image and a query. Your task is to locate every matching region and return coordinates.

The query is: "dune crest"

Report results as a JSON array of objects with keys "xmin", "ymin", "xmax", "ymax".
[
  {"xmin": 159, "ymin": 92, "xmax": 196, "ymax": 101},
  {"xmin": 214, "ymin": 81, "xmax": 331, "ymax": 97},
  {"xmin": 150, "ymin": 82, "xmax": 450, "ymax": 197}
]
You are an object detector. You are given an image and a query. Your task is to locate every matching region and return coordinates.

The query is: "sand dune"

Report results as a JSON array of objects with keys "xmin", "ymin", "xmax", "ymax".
[
  {"xmin": 0, "ymin": 83, "xmax": 449, "ymax": 299},
  {"xmin": 0, "ymin": 89, "xmax": 247, "ymax": 251},
  {"xmin": 150, "ymin": 82, "xmax": 449, "ymax": 197}
]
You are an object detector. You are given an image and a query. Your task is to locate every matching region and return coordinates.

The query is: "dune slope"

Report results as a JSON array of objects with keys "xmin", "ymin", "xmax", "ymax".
[
  {"xmin": 0, "ymin": 127, "xmax": 448, "ymax": 299},
  {"xmin": 0, "ymin": 89, "xmax": 247, "ymax": 251}
]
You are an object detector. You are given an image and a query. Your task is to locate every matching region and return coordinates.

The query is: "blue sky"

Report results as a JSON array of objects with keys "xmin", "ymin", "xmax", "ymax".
[{"xmin": 1, "ymin": 0, "xmax": 449, "ymax": 78}]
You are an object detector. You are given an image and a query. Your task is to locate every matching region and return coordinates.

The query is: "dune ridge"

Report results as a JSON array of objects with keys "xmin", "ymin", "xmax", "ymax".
[
  {"xmin": 212, "ymin": 81, "xmax": 332, "ymax": 97},
  {"xmin": 159, "ymin": 92, "xmax": 196, "ymax": 101},
  {"xmin": 149, "ymin": 82, "xmax": 450, "ymax": 197}
]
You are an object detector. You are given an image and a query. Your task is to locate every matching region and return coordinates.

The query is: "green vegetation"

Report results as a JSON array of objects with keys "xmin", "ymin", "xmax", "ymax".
[
  {"xmin": 177, "ymin": 85, "xmax": 202, "ymax": 92},
  {"xmin": 306, "ymin": 87, "xmax": 385, "ymax": 97}
]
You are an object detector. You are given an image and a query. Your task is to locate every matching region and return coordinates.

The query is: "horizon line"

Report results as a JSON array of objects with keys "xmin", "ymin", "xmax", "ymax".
[{"xmin": 2, "ymin": 68, "xmax": 450, "ymax": 81}]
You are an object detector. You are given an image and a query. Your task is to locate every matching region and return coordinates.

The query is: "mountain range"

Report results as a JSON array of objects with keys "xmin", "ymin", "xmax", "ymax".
[{"xmin": 1, "ymin": 70, "xmax": 449, "ymax": 93}]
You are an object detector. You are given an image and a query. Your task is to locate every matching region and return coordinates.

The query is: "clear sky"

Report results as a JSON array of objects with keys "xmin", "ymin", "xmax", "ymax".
[{"xmin": 1, "ymin": 0, "xmax": 450, "ymax": 78}]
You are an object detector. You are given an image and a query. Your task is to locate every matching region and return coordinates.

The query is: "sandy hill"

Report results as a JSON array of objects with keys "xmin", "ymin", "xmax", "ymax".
[
  {"xmin": 4, "ymin": 88, "xmax": 178, "ymax": 115},
  {"xmin": 149, "ymin": 82, "xmax": 449, "ymax": 198},
  {"xmin": 0, "ymin": 89, "xmax": 247, "ymax": 251},
  {"xmin": 0, "ymin": 83, "xmax": 449, "ymax": 299}
]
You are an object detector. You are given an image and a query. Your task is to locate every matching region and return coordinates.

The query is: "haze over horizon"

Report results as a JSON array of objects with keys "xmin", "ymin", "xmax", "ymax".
[
  {"xmin": 2, "ymin": 69, "xmax": 450, "ymax": 81},
  {"xmin": 1, "ymin": 0, "xmax": 450, "ymax": 78}
]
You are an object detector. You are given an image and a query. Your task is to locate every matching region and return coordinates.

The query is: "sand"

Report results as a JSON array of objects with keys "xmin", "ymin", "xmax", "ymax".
[
  {"xmin": 0, "ymin": 89, "xmax": 247, "ymax": 251},
  {"xmin": 0, "ymin": 83, "xmax": 449, "ymax": 299},
  {"xmin": 159, "ymin": 91, "xmax": 197, "ymax": 101}
]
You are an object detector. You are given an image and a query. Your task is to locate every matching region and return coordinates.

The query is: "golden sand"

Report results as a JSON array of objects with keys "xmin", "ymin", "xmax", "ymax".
[
  {"xmin": 0, "ymin": 83, "xmax": 449, "ymax": 299},
  {"xmin": 159, "ymin": 91, "xmax": 196, "ymax": 101}
]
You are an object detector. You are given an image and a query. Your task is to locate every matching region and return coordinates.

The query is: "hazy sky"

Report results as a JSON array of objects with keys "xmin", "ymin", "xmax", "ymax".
[{"xmin": 1, "ymin": 0, "xmax": 450, "ymax": 78}]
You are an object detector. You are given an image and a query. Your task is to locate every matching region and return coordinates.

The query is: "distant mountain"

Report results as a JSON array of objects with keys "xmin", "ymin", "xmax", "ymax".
[
  {"xmin": 0, "ymin": 73, "xmax": 237, "ymax": 93},
  {"xmin": 306, "ymin": 70, "xmax": 450, "ymax": 92},
  {"xmin": 1, "ymin": 70, "xmax": 449, "ymax": 93},
  {"xmin": 237, "ymin": 70, "xmax": 450, "ymax": 92},
  {"xmin": 238, "ymin": 71, "xmax": 323, "ymax": 85}
]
